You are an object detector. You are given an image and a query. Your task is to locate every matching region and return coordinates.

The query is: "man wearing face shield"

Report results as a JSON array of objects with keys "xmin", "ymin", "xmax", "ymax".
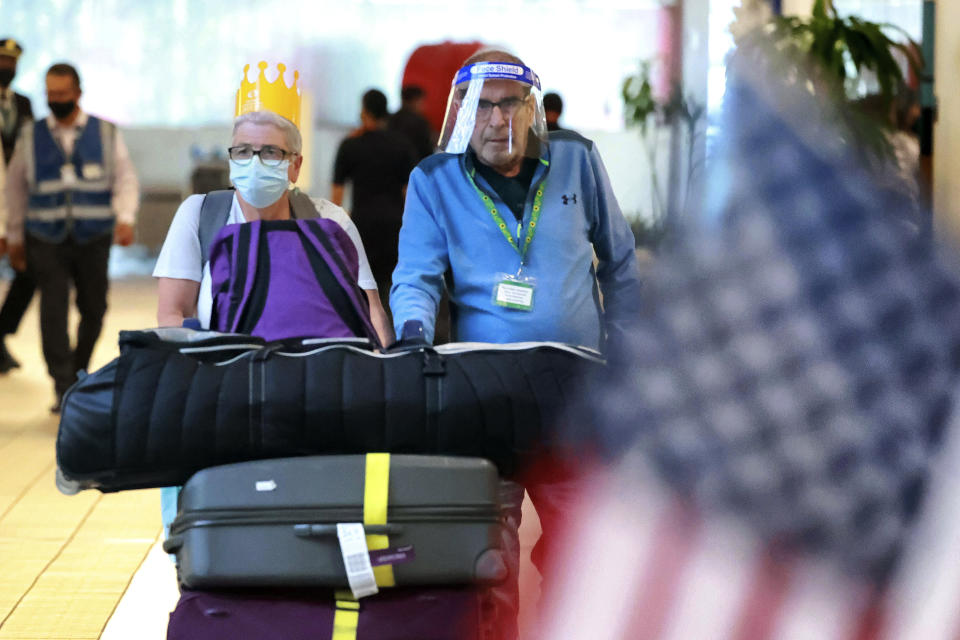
[
  {"xmin": 390, "ymin": 50, "xmax": 642, "ymax": 635},
  {"xmin": 153, "ymin": 62, "xmax": 393, "ymax": 345},
  {"xmin": 391, "ymin": 50, "xmax": 640, "ymax": 349}
]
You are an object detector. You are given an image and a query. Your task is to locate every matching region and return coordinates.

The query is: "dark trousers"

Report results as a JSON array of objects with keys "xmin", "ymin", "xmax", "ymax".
[
  {"xmin": 486, "ymin": 458, "xmax": 593, "ymax": 640},
  {"xmin": 26, "ymin": 233, "xmax": 111, "ymax": 394},
  {"xmin": 374, "ymin": 268, "xmax": 394, "ymax": 329},
  {"xmin": 0, "ymin": 268, "xmax": 37, "ymax": 336}
]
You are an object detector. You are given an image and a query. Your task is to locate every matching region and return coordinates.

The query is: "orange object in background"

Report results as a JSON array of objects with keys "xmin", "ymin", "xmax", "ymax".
[{"xmin": 401, "ymin": 41, "xmax": 485, "ymax": 134}]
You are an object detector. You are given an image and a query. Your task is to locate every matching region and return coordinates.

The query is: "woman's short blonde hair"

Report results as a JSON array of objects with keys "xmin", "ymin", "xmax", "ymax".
[{"xmin": 232, "ymin": 110, "xmax": 302, "ymax": 154}]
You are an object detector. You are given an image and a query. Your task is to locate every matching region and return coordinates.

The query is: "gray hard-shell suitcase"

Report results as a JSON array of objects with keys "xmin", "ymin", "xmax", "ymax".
[{"xmin": 162, "ymin": 454, "xmax": 509, "ymax": 589}]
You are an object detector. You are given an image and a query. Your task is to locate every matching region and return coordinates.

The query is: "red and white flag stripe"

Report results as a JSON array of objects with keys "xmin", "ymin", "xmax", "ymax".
[{"xmin": 532, "ymin": 421, "xmax": 960, "ymax": 640}]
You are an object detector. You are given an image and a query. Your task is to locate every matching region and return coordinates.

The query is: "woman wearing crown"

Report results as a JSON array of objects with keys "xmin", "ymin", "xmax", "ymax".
[
  {"xmin": 152, "ymin": 61, "xmax": 393, "ymax": 344},
  {"xmin": 150, "ymin": 61, "xmax": 394, "ymax": 553}
]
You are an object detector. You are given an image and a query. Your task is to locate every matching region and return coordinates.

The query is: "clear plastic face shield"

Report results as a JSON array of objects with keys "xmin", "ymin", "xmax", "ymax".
[{"xmin": 438, "ymin": 62, "xmax": 549, "ymax": 168}]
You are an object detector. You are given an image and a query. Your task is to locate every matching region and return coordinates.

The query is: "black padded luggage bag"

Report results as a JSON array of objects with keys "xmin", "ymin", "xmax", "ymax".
[
  {"xmin": 162, "ymin": 454, "xmax": 507, "ymax": 589},
  {"xmin": 56, "ymin": 328, "xmax": 602, "ymax": 492}
]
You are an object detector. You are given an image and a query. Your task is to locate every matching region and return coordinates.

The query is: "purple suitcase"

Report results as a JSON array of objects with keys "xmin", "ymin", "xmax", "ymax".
[{"xmin": 166, "ymin": 588, "xmax": 494, "ymax": 640}]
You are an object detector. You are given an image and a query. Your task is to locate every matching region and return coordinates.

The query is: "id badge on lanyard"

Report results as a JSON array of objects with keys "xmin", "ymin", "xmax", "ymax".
[
  {"xmin": 468, "ymin": 168, "xmax": 546, "ymax": 313},
  {"xmin": 493, "ymin": 271, "xmax": 536, "ymax": 311}
]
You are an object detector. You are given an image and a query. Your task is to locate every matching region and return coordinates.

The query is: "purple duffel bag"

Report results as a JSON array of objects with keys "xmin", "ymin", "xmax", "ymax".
[
  {"xmin": 208, "ymin": 217, "xmax": 381, "ymax": 346},
  {"xmin": 166, "ymin": 587, "xmax": 497, "ymax": 640}
]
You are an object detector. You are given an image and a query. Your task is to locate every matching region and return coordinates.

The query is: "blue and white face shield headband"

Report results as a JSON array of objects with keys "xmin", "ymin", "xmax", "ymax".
[{"xmin": 438, "ymin": 61, "xmax": 548, "ymax": 156}]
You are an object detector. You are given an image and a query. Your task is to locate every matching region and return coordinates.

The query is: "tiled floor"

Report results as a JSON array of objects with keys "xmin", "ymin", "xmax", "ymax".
[
  {"xmin": 0, "ymin": 277, "xmax": 166, "ymax": 639},
  {"xmin": 0, "ymin": 275, "xmax": 542, "ymax": 638}
]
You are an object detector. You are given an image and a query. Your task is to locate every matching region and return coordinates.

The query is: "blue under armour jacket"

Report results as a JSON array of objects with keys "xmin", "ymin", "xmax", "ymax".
[{"xmin": 390, "ymin": 131, "xmax": 642, "ymax": 350}]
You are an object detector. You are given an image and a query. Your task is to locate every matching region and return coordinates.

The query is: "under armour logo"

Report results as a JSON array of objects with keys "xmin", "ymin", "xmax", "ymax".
[{"xmin": 561, "ymin": 193, "xmax": 577, "ymax": 205}]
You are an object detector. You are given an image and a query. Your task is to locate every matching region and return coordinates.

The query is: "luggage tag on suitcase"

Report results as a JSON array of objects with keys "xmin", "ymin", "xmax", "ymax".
[
  {"xmin": 337, "ymin": 523, "xmax": 379, "ymax": 598},
  {"xmin": 493, "ymin": 272, "xmax": 535, "ymax": 311}
]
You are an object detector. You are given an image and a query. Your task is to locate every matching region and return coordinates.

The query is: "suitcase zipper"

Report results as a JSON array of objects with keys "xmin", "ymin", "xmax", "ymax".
[{"xmin": 170, "ymin": 505, "xmax": 500, "ymax": 534}]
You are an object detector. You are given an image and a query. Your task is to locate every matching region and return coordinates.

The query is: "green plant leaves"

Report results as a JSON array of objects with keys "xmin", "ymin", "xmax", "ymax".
[
  {"xmin": 762, "ymin": 6, "xmax": 910, "ymax": 105},
  {"xmin": 729, "ymin": 2, "xmax": 921, "ymax": 162},
  {"xmin": 622, "ymin": 61, "xmax": 658, "ymax": 135},
  {"xmin": 620, "ymin": 59, "xmax": 705, "ymax": 240}
]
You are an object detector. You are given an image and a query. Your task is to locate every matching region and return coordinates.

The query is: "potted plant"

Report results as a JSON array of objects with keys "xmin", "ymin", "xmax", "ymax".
[
  {"xmin": 732, "ymin": 0, "xmax": 921, "ymax": 156},
  {"xmin": 621, "ymin": 59, "xmax": 704, "ymax": 249}
]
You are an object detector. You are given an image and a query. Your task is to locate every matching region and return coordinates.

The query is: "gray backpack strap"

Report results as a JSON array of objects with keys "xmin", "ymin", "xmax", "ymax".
[
  {"xmin": 199, "ymin": 188, "xmax": 316, "ymax": 266},
  {"xmin": 198, "ymin": 190, "xmax": 236, "ymax": 267},
  {"xmin": 287, "ymin": 188, "xmax": 321, "ymax": 220}
]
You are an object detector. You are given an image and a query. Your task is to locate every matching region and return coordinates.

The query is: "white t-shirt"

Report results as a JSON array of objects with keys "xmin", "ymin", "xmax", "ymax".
[{"xmin": 153, "ymin": 193, "xmax": 377, "ymax": 328}]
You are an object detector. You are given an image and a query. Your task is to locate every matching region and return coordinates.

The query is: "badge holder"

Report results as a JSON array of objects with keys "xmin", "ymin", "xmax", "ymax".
[
  {"xmin": 60, "ymin": 163, "xmax": 78, "ymax": 186},
  {"xmin": 492, "ymin": 271, "xmax": 536, "ymax": 311},
  {"xmin": 82, "ymin": 163, "xmax": 105, "ymax": 180}
]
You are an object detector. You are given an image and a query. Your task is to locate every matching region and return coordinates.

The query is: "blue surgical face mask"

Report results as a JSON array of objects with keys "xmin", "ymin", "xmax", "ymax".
[{"xmin": 229, "ymin": 157, "xmax": 290, "ymax": 208}]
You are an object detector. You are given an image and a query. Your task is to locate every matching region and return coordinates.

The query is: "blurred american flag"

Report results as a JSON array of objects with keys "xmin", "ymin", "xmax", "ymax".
[{"xmin": 532, "ymin": 47, "xmax": 960, "ymax": 640}]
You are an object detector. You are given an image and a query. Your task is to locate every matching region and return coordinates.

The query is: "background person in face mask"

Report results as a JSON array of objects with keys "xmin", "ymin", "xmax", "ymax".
[
  {"xmin": 4, "ymin": 62, "xmax": 140, "ymax": 412},
  {"xmin": 0, "ymin": 38, "xmax": 35, "ymax": 374},
  {"xmin": 153, "ymin": 61, "xmax": 393, "ymax": 345},
  {"xmin": 0, "ymin": 39, "xmax": 32, "ymax": 163}
]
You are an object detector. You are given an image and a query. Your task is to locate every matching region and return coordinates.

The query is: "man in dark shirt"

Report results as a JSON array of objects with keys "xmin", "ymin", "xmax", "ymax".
[
  {"xmin": 472, "ymin": 149, "xmax": 540, "ymax": 223},
  {"xmin": 387, "ymin": 85, "xmax": 434, "ymax": 163},
  {"xmin": 543, "ymin": 91, "xmax": 564, "ymax": 132},
  {"xmin": 332, "ymin": 89, "xmax": 417, "ymax": 315},
  {"xmin": 0, "ymin": 38, "xmax": 34, "ymax": 373}
]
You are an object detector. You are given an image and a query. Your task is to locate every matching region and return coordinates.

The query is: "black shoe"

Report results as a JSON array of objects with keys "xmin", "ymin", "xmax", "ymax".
[{"xmin": 0, "ymin": 339, "xmax": 20, "ymax": 373}]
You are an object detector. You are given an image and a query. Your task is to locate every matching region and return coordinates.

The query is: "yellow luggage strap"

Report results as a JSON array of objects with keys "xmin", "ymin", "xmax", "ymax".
[
  {"xmin": 332, "ymin": 589, "xmax": 360, "ymax": 640},
  {"xmin": 363, "ymin": 452, "xmax": 395, "ymax": 587}
]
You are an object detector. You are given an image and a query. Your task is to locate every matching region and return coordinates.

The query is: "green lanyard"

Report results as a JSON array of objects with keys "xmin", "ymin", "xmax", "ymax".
[{"xmin": 467, "ymin": 169, "xmax": 546, "ymax": 265}]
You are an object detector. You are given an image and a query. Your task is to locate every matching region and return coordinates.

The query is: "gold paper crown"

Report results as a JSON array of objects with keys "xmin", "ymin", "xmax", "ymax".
[{"xmin": 235, "ymin": 61, "xmax": 301, "ymax": 128}]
